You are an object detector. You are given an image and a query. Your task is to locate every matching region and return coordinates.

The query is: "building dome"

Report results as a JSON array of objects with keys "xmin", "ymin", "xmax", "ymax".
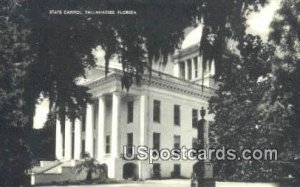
[
  {"xmin": 181, "ymin": 24, "xmax": 239, "ymax": 54},
  {"xmin": 92, "ymin": 46, "xmax": 122, "ymax": 69},
  {"xmin": 181, "ymin": 24, "xmax": 203, "ymax": 49}
]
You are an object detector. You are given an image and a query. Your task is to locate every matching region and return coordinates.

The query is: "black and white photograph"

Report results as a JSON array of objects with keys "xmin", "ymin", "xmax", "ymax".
[{"xmin": 1, "ymin": 0, "xmax": 299, "ymax": 186}]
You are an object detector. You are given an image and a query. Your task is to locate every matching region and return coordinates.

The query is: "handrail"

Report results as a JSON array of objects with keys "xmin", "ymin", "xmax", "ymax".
[{"xmin": 31, "ymin": 160, "xmax": 65, "ymax": 175}]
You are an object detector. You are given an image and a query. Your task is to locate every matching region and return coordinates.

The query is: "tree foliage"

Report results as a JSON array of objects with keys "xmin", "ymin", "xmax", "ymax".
[
  {"xmin": 0, "ymin": 0, "xmax": 32, "ymax": 186},
  {"xmin": 209, "ymin": 0, "xmax": 300, "ymax": 181},
  {"xmin": 0, "ymin": 0, "xmax": 273, "ymax": 185},
  {"xmin": 209, "ymin": 35, "xmax": 278, "ymax": 181},
  {"xmin": 196, "ymin": 0, "xmax": 268, "ymax": 80},
  {"xmin": 22, "ymin": 0, "xmax": 197, "ymax": 126},
  {"xmin": 30, "ymin": 114, "xmax": 56, "ymax": 161},
  {"xmin": 75, "ymin": 152, "xmax": 107, "ymax": 183},
  {"xmin": 260, "ymin": 0, "xmax": 300, "ymax": 179},
  {"xmin": 24, "ymin": 1, "xmax": 95, "ymax": 127},
  {"xmin": 21, "ymin": 0, "xmax": 270, "ymax": 127}
]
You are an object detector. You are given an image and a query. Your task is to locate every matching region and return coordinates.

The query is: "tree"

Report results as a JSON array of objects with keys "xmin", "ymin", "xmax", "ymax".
[
  {"xmin": 0, "ymin": 0, "xmax": 32, "ymax": 186},
  {"xmin": 195, "ymin": 0, "xmax": 268, "ymax": 82},
  {"xmin": 209, "ymin": 34, "xmax": 278, "ymax": 181},
  {"xmin": 207, "ymin": 0, "xmax": 300, "ymax": 182},
  {"xmin": 0, "ymin": 0, "xmax": 271, "ymax": 185},
  {"xmin": 75, "ymin": 152, "xmax": 107, "ymax": 183},
  {"xmin": 259, "ymin": 0, "xmax": 300, "ymax": 179},
  {"xmin": 23, "ymin": 1, "xmax": 95, "ymax": 128},
  {"xmin": 20, "ymin": 0, "xmax": 196, "ymax": 130},
  {"xmin": 21, "ymin": 0, "xmax": 270, "ymax": 129},
  {"xmin": 30, "ymin": 113, "xmax": 56, "ymax": 161}
]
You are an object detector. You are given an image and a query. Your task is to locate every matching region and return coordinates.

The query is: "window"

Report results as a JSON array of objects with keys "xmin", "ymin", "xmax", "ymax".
[
  {"xmin": 153, "ymin": 100, "xmax": 161, "ymax": 123},
  {"xmin": 187, "ymin": 59, "xmax": 192, "ymax": 80},
  {"xmin": 152, "ymin": 164, "xmax": 161, "ymax": 179},
  {"xmin": 194, "ymin": 57, "xmax": 198, "ymax": 78},
  {"xmin": 72, "ymin": 130, "xmax": 75, "ymax": 158},
  {"xmin": 192, "ymin": 109, "xmax": 198, "ymax": 128},
  {"xmin": 105, "ymin": 135, "xmax": 110, "ymax": 154},
  {"xmin": 153, "ymin": 133, "xmax": 160, "ymax": 150},
  {"xmin": 82, "ymin": 139, "xmax": 85, "ymax": 153},
  {"xmin": 174, "ymin": 135, "xmax": 181, "ymax": 155},
  {"xmin": 180, "ymin": 62, "xmax": 185, "ymax": 79},
  {"xmin": 127, "ymin": 133, "xmax": 133, "ymax": 156},
  {"xmin": 192, "ymin": 138, "xmax": 198, "ymax": 149},
  {"xmin": 173, "ymin": 164, "xmax": 181, "ymax": 178},
  {"xmin": 127, "ymin": 101, "xmax": 134, "ymax": 123},
  {"xmin": 174, "ymin": 105, "xmax": 180, "ymax": 125},
  {"xmin": 174, "ymin": 135, "xmax": 181, "ymax": 149}
]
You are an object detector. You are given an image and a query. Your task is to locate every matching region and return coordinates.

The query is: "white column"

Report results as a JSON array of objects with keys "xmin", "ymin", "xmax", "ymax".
[
  {"xmin": 185, "ymin": 61, "xmax": 188, "ymax": 80},
  {"xmin": 64, "ymin": 118, "xmax": 72, "ymax": 160},
  {"xmin": 111, "ymin": 92, "xmax": 121, "ymax": 158},
  {"xmin": 206, "ymin": 60, "xmax": 210, "ymax": 75},
  {"xmin": 139, "ymin": 95, "xmax": 148, "ymax": 179},
  {"xmin": 97, "ymin": 96, "xmax": 106, "ymax": 160},
  {"xmin": 85, "ymin": 103, "xmax": 94, "ymax": 156},
  {"xmin": 211, "ymin": 60, "xmax": 215, "ymax": 76},
  {"xmin": 173, "ymin": 63, "xmax": 179, "ymax": 78},
  {"xmin": 139, "ymin": 95, "xmax": 147, "ymax": 146},
  {"xmin": 199, "ymin": 56, "xmax": 203, "ymax": 80},
  {"xmin": 192, "ymin": 58, "xmax": 195, "ymax": 79},
  {"xmin": 74, "ymin": 118, "xmax": 82, "ymax": 160},
  {"xmin": 55, "ymin": 119, "xmax": 63, "ymax": 160}
]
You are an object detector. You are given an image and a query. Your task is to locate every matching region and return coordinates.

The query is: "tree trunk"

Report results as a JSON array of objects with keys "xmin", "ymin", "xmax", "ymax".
[{"xmin": 86, "ymin": 170, "xmax": 92, "ymax": 183}]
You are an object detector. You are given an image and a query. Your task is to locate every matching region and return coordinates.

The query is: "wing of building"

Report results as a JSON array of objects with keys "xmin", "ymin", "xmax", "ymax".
[{"xmin": 30, "ymin": 24, "xmax": 217, "ymax": 185}]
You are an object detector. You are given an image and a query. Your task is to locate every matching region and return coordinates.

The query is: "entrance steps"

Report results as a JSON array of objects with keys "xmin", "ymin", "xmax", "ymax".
[{"xmin": 29, "ymin": 160, "xmax": 86, "ymax": 185}]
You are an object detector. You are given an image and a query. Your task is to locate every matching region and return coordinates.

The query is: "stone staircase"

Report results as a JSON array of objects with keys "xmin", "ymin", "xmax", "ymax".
[
  {"xmin": 29, "ymin": 160, "xmax": 86, "ymax": 185},
  {"xmin": 31, "ymin": 160, "xmax": 62, "ymax": 174}
]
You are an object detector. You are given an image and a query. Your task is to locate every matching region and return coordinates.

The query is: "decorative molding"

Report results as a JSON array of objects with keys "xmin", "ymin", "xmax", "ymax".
[
  {"xmin": 82, "ymin": 68, "xmax": 215, "ymax": 99},
  {"xmin": 172, "ymin": 43, "xmax": 199, "ymax": 61}
]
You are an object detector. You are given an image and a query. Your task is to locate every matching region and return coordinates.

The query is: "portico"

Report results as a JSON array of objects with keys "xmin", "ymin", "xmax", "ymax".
[{"xmin": 55, "ymin": 91, "xmax": 123, "ymax": 161}]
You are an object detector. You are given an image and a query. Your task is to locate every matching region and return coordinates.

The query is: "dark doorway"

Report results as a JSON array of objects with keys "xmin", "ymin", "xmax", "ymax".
[
  {"xmin": 123, "ymin": 163, "xmax": 138, "ymax": 180},
  {"xmin": 172, "ymin": 164, "xmax": 181, "ymax": 178},
  {"xmin": 152, "ymin": 163, "xmax": 161, "ymax": 179}
]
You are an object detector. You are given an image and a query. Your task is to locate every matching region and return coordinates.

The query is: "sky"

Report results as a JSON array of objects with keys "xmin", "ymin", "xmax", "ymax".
[
  {"xmin": 33, "ymin": 0, "xmax": 282, "ymax": 129},
  {"xmin": 246, "ymin": 0, "xmax": 281, "ymax": 40}
]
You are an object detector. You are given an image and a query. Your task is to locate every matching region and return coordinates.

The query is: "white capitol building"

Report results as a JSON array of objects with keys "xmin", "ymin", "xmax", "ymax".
[{"xmin": 31, "ymin": 24, "xmax": 217, "ymax": 184}]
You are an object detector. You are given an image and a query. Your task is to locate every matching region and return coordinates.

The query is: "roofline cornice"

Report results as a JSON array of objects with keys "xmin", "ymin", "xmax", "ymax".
[
  {"xmin": 82, "ymin": 68, "xmax": 215, "ymax": 99},
  {"xmin": 172, "ymin": 44, "xmax": 200, "ymax": 61}
]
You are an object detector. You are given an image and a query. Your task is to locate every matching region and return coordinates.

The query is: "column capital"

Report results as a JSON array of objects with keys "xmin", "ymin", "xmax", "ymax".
[
  {"xmin": 112, "ymin": 91, "xmax": 122, "ymax": 96},
  {"xmin": 98, "ymin": 95, "xmax": 105, "ymax": 99}
]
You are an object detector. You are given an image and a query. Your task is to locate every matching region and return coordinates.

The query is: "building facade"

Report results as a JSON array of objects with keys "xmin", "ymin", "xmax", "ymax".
[
  {"xmin": 55, "ymin": 25, "xmax": 216, "ymax": 180},
  {"xmin": 32, "ymin": 24, "xmax": 216, "ymax": 183}
]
